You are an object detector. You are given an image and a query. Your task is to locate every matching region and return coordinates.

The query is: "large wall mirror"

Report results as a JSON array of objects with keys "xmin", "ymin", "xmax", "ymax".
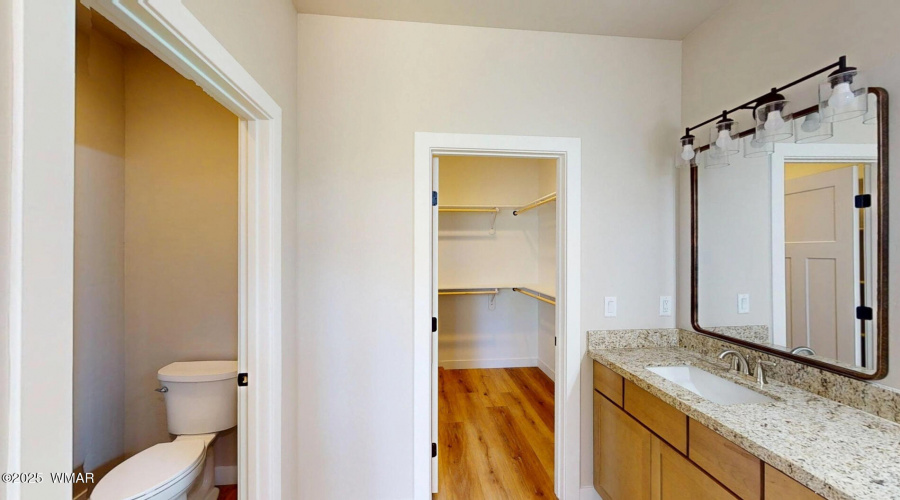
[{"xmin": 692, "ymin": 88, "xmax": 888, "ymax": 379}]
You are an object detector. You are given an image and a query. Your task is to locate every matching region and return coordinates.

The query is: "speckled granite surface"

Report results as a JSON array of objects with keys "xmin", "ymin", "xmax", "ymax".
[
  {"xmin": 587, "ymin": 328, "xmax": 679, "ymax": 350},
  {"xmin": 678, "ymin": 329, "xmax": 900, "ymax": 424},
  {"xmin": 589, "ymin": 346, "xmax": 900, "ymax": 500},
  {"xmin": 707, "ymin": 324, "xmax": 770, "ymax": 344}
]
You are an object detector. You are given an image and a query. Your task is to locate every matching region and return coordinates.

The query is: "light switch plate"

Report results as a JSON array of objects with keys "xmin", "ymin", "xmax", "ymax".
[
  {"xmin": 659, "ymin": 296, "xmax": 673, "ymax": 316},
  {"xmin": 737, "ymin": 294, "xmax": 750, "ymax": 314},
  {"xmin": 604, "ymin": 297, "xmax": 617, "ymax": 317}
]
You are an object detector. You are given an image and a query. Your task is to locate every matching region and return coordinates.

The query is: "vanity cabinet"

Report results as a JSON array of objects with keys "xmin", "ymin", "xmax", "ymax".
[
  {"xmin": 593, "ymin": 392, "xmax": 652, "ymax": 500},
  {"xmin": 660, "ymin": 441, "xmax": 737, "ymax": 500},
  {"xmin": 593, "ymin": 361, "xmax": 825, "ymax": 500}
]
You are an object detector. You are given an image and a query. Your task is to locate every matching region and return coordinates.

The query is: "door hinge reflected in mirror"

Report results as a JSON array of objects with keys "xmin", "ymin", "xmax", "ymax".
[
  {"xmin": 856, "ymin": 306, "xmax": 873, "ymax": 321},
  {"xmin": 855, "ymin": 194, "xmax": 872, "ymax": 208}
]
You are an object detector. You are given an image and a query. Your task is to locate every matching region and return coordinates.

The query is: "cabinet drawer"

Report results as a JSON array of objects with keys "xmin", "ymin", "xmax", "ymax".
[
  {"xmin": 593, "ymin": 361, "xmax": 624, "ymax": 406},
  {"xmin": 689, "ymin": 419, "xmax": 761, "ymax": 499},
  {"xmin": 764, "ymin": 464, "xmax": 824, "ymax": 500},
  {"xmin": 661, "ymin": 442, "xmax": 738, "ymax": 500},
  {"xmin": 624, "ymin": 380, "xmax": 687, "ymax": 453}
]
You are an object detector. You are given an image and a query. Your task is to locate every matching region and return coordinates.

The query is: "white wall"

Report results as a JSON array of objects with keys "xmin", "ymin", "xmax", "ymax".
[
  {"xmin": 178, "ymin": 2, "xmax": 300, "ymax": 492},
  {"xmin": 297, "ymin": 15, "xmax": 680, "ymax": 497},
  {"xmin": 0, "ymin": 0, "xmax": 11, "ymax": 487},
  {"xmin": 74, "ymin": 24, "xmax": 127, "ymax": 475},
  {"xmin": 679, "ymin": 0, "xmax": 900, "ymax": 389},
  {"xmin": 538, "ymin": 161, "xmax": 557, "ymax": 380}
]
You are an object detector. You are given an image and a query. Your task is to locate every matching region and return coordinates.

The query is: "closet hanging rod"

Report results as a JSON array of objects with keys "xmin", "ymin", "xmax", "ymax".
[
  {"xmin": 512, "ymin": 287, "xmax": 556, "ymax": 306},
  {"xmin": 438, "ymin": 288, "xmax": 500, "ymax": 296},
  {"xmin": 513, "ymin": 192, "xmax": 556, "ymax": 216}
]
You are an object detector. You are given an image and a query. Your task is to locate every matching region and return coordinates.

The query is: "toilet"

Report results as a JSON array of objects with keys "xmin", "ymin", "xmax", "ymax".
[{"xmin": 91, "ymin": 361, "xmax": 238, "ymax": 500}]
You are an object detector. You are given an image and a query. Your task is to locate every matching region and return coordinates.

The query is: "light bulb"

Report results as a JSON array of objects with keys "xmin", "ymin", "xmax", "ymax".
[
  {"xmin": 763, "ymin": 110, "xmax": 785, "ymax": 132},
  {"xmin": 828, "ymin": 81, "xmax": 854, "ymax": 109},
  {"xmin": 680, "ymin": 144, "xmax": 695, "ymax": 161},
  {"xmin": 716, "ymin": 129, "xmax": 731, "ymax": 150},
  {"xmin": 801, "ymin": 113, "xmax": 821, "ymax": 133}
]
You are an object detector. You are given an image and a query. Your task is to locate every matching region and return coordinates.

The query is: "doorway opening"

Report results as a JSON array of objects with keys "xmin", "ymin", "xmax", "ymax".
[
  {"xmin": 74, "ymin": 6, "xmax": 240, "ymax": 499},
  {"xmin": 413, "ymin": 133, "xmax": 582, "ymax": 499},
  {"xmin": 433, "ymin": 155, "xmax": 558, "ymax": 497}
]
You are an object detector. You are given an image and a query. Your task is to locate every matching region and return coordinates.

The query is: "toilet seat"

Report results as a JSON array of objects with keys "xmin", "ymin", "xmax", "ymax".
[{"xmin": 90, "ymin": 439, "xmax": 205, "ymax": 500}]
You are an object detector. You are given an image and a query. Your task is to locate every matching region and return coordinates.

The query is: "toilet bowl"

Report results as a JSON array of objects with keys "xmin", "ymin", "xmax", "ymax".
[{"xmin": 91, "ymin": 361, "xmax": 237, "ymax": 500}]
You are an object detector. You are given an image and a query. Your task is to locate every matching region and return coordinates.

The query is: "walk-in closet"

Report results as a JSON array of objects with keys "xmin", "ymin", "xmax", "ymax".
[{"xmin": 434, "ymin": 155, "xmax": 558, "ymax": 498}]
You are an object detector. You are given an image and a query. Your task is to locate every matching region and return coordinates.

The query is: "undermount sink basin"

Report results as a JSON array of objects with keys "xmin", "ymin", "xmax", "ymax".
[{"xmin": 646, "ymin": 365, "xmax": 775, "ymax": 405}]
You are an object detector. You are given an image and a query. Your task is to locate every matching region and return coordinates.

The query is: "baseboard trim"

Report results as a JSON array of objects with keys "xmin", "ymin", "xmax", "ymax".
[
  {"xmin": 215, "ymin": 465, "xmax": 238, "ymax": 486},
  {"xmin": 538, "ymin": 359, "xmax": 555, "ymax": 381},
  {"xmin": 439, "ymin": 358, "xmax": 538, "ymax": 370},
  {"xmin": 580, "ymin": 485, "xmax": 602, "ymax": 500}
]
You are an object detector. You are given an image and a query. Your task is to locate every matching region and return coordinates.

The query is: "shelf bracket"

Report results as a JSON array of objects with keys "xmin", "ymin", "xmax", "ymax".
[
  {"xmin": 489, "ymin": 293, "xmax": 496, "ymax": 310},
  {"xmin": 489, "ymin": 210, "xmax": 498, "ymax": 235}
]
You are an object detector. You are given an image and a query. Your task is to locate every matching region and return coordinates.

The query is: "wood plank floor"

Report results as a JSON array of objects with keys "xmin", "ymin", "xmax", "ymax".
[
  {"xmin": 436, "ymin": 367, "xmax": 555, "ymax": 499},
  {"xmin": 217, "ymin": 484, "xmax": 237, "ymax": 500}
]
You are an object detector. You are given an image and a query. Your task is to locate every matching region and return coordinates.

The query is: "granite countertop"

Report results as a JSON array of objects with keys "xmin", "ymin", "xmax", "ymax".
[{"xmin": 589, "ymin": 346, "xmax": 900, "ymax": 500}]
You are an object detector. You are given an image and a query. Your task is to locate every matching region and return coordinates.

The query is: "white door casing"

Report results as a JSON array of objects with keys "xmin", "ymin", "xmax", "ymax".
[
  {"xmin": 431, "ymin": 156, "xmax": 439, "ymax": 493},
  {"xmin": 414, "ymin": 133, "xmax": 581, "ymax": 500}
]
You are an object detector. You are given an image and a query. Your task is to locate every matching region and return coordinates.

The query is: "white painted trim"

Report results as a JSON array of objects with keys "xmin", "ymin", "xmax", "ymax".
[
  {"xmin": 770, "ymin": 143, "xmax": 877, "ymax": 349},
  {"xmin": 414, "ymin": 132, "xmax": 581, "ymax": 500},
  {"xmin": 438, "ymin": 358, "xmax": 539, "ymax": 370},
  {"xmin": 11, "ymin": 1, "xmax": 283, "ymax": 499},
  {"xmin": 5, "ymin": 0, "xmax": 25, "ymax": 498},
  {"xmin": 215, "ymin": 465, "xmax": 239, "ymax": 486},
  {"xmin": 538, "ymin": 359, "xmax": 556, "ymax": 382},
  {"xmin": 580, "ymin": 486, "xmax": 602, "ymax": 500}
]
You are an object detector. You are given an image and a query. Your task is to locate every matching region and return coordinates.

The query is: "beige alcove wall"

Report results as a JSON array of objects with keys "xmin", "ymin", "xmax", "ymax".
[{"xmin": 74, "ymin": 6, "xmax": 238, "ymax": 486}]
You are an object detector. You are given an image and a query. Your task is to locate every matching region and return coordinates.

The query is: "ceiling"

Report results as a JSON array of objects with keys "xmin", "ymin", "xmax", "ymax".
[{"xmin": 292, "ymin": 0, "xmax": 732, "ymax": 40}]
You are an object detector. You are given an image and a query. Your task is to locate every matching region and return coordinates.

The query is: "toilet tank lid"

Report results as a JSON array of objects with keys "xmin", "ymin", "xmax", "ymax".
[{"xmin": 158, "ymin": 360, "xmax": 238, "ymax": 382}]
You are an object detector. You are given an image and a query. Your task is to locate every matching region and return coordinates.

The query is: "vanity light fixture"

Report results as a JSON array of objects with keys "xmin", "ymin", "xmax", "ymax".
[
  {"xmin": 819, "ymin": 56, "xmax": 867, "ymax": 122},
  {"xmin": 743, "ymin": 134, "xmax": 774, "ymax": 158},
  {"xmin": 863, "ymin": 93, "xmax": 878, "ymax": 124},
  {"xmin": 675, "ymin": 130, "xmax": 696, "ymax": 169},
  {"xmin": 708, "ymin": 112, "xmax": 740, "ymax": 157},
  {"xmin": 675, "ymin": 56, "xmax": 864, "ymax": 169},
  {"xmin": 754, "ymin": 89, "xmax": 792, "ymax": 142},
  {"xmin": 794, "ymin": 112, "xmax": 833, "ymax": 143}
]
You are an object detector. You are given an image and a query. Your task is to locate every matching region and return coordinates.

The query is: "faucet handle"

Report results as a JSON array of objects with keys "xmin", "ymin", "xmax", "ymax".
[{"xmin": 755, "ymin": 360, "xmax": 777, "ymax": 386}]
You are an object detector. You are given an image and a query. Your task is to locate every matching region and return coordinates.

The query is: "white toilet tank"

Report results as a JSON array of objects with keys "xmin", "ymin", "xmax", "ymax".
[{"xmin": 157, "ymin": 360, "xmax": 238, "ymax": 435}]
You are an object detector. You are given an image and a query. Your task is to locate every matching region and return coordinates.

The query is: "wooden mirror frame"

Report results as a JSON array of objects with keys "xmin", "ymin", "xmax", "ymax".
[{"xmin": 691, "ymin": 87, "xmax": 889, "ymax": 380}]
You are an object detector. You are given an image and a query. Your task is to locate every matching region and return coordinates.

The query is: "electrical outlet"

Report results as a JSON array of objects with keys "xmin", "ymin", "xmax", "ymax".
[
  {"xmin": 737, "ymin": 294, "xmax": 750, "ymax": 314},
  {"xmin": 659, "ymin": 296, "xmax": 673, "ymax": 316},
  {"xmin": 604, "ymin": 297, "xmax": 617, "ymax": 317}
]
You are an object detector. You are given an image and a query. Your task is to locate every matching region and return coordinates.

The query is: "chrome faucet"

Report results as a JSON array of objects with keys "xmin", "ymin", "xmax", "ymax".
[
  {"xmin": 790, "ymin": 346, "xmax": 816, "ymax": 356},
  {"xmin": 755, "ymin": 360, "xmax": 777, "ymax": 386},
  {"xmin": 718, "ymin": 350, "xmax": 750, "ymax": 376}
]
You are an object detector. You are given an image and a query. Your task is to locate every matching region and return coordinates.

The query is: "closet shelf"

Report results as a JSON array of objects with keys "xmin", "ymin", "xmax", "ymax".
[
  {"xmin": 438, "ymin": 286, "xmax": 556, "ymax": 306},
  {"xmin": 438, "ymin": 205, "xmax": 501, "ymax": 233},
  {"xmin": 438, "ymin": 288, "xmax": 500, "ymax": 296},
  {"xmin": 512, "ymin": 287, "xmax": 556, "ymax": 306},
  {"xmin": 513, "ymin": 192, "xmax": 556, "ymax": 216}
]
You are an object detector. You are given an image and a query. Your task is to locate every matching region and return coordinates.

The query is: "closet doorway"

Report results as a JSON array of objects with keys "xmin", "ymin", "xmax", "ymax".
[
  {"xmin": 413, "ymin": 133, "xmax": 582, "ymax": 499},
  {"xmin": 434, "ymin": 155, "xmax": 558, "ymax": 497}
]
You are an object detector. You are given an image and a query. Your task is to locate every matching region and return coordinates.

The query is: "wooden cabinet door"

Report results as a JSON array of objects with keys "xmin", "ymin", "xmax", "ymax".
[
  {"xmin": 765, "ymin": 464, "xmax": 825, "ymax": 500},
  {"xmin": 660, "ymin": 442, "xmax": 738, "ymax": 500},
  {"xmin": 594, "ymin": 391, "xmax": 652, "ymax": 500}
]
